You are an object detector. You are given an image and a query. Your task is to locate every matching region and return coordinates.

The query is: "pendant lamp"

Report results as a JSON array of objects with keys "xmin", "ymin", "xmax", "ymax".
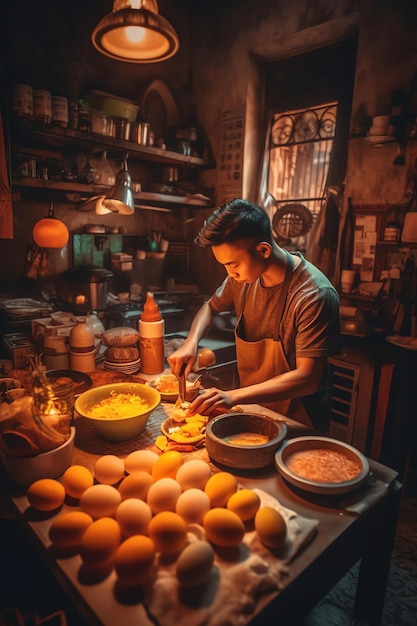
[
  {"xmin": 101, "ymin": 157, "xmax": 135, "ymax": 215},
  {"xmin": 32, "ymin": 202, "xmax": 70, "ymax": 248},
  {"xmin": 91, "ymin": 0, "xmax": 179, "ymax": 63}
]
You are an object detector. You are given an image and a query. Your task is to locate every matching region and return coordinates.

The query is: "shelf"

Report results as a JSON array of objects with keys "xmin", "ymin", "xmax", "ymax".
[
  {"xmin": 11, "ymin": 178, "xmax": 214, "ymax": 208},
  {"xmin": 10, "ymin": 118, "xmax": 215, "ymax": 168}
]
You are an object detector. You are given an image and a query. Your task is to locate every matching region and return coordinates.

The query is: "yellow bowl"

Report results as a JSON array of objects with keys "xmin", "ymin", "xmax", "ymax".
[{"xmin": 74, "ymin": 382, "xmax": 160, "ymax": 442}]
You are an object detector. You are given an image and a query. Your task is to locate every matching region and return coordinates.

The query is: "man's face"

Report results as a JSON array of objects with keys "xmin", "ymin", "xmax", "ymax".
[{"xmin": 212, "ymin": 240, "xmax": 266, "ymax": 283}]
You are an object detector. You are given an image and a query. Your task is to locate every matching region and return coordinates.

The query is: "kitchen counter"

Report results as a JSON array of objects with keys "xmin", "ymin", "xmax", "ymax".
[{"xmin": 0, "ymin": 370, "xmax": 402, "ymax": 626}]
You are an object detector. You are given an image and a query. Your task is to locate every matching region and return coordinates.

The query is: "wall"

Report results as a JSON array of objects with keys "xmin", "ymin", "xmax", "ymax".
[{"xmin": 2, "ymin": 0, "xmax": 417, "ymax": 297}]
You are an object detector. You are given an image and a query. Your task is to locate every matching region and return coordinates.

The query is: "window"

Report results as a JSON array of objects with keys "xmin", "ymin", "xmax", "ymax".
[{"xmin": 263, "ymin": 39, "xmax": 357, "ymax": 254}]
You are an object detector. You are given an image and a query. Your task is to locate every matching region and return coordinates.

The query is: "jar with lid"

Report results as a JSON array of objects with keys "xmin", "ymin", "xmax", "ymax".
[
  {"xmin": 33, "ymin": 86, "xmax": 52, "ymax": 123},
  {"xmin": 384, "ymin": 210, "xmax": 401, "ymax": 242},
  {"xmin": 52, "ymin": 88, "xmax": 69, "ymax": 128},
  {"xmin": 32, "ymin": 375, "xmax": 74, "ymax": 438},
  {"xmin": 70, "ymin": 318, "xmax": 96, "ymax": 373},
  {"xmin": 12, "ymin": 82, "xmax": 33, "ymax": 119}
]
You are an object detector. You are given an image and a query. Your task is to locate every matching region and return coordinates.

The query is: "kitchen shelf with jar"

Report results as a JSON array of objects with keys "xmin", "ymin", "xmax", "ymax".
[{"xmin": 8, "ymin": 117, "xmax": 216, "ymax": 209}]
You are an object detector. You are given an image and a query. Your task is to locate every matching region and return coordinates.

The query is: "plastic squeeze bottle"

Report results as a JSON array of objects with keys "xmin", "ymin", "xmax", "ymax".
[{"xmin": 139, "ymin": 292, "xmax": 165, "ymax": 374}]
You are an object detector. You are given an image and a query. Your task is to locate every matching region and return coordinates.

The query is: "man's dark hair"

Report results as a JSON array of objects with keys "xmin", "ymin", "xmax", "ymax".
[{"xmin": 194, "ymin": 199, "xmax": 273, "ymax": 247}]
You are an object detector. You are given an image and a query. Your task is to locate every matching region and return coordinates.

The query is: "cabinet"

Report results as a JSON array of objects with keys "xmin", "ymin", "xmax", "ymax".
[
  {"xmin": 328, "ymin": 339, "xmax": 380, "ymax": 453},
  {"xmin": 8, "ymin": 118, "xmax": 215, "ymax": 210}
]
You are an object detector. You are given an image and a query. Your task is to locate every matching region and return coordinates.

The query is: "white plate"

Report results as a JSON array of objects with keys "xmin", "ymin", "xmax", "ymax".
[
  {"xmin": 275, "ymin": 436, "xmax": 369, "ymax": 495},
  {"xmin": 386, "ymin": 335, "xmax": 417, "ymax": 350}
]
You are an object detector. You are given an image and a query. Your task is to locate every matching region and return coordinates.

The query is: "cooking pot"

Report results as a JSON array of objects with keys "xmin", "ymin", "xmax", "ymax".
[{"xmin": 57, "ymin": 266, "xmax": 113, "ymax": 312}]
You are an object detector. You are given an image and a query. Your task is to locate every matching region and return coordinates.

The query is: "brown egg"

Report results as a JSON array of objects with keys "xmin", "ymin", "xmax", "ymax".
[
  {"xmin": 148, "ymin": 511, "xmax": 188, "ymax": 555},
  {"xmin": 49, "ymin": 511, "xmax": 93, "ymax": 548},
  {"xmin": 254, "ymin": 506, "xmax": 287, "ymax": 549},
  {"xmin": 227, "ymin": 488, "xmax": 261, "ymax": 521},
  {"xmin": 79, "ymin": 517, "xmax": 121, "ymax": 564},
  {"xmin": 118, "ymin": 471, "xmax": 153, "ymax": 501},
  {"xmin": 27, "ymin": 479, "xmax": 66, "ymax": 512},
  {"xmin": 204, "ymin": 471, "xmax": 238, "ymax": 507},
  {"xmin": 203, "ymin": 507, "xmax": 245, "ymax": 547},
  {"xmin": 62, "ymin": 465, "xmax": 94, "ymax": 499},
  {"xmin": 114, "ymin": 535, "xmax": 155, "ymax": 586}
]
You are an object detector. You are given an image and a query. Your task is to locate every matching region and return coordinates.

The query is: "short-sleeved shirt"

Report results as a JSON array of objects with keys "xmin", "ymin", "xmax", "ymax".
[{"xmin": 208, "ymin": 252, "xmax": 341, "ymax": 431}]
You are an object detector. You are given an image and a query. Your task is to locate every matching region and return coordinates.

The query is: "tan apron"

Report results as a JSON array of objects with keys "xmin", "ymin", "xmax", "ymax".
[{"xmin": 235, "ymin": 250, "xmax": 313, "ymax": 428}]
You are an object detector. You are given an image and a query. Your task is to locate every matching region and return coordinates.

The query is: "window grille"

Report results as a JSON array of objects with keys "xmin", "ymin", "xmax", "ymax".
[{"xmin": 268, "ymin": 103, "xmax": 337, "ymax": 225}]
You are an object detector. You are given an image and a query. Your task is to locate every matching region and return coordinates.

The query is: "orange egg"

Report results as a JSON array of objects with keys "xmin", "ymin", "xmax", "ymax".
[
  {"xmin": 227, "ymin": 488, "xmax": 261, "ymax": 521},
  {"xmin": 148, "ymin": 511, "xmax": 188, "ymax": 555},
  {"xmin": 114, "ymin": 535, "xmax": 155, "ymax": 586},
  {"xmin": 118, "ymin": 471, "xmax": 153, "ymax": 501},
  {"xmin": 204, "ymin": 471, "xmax": 238, "ymax": 507},
  {"xmin": 48, "ymin": 511, "xmax": 93, "ymax": 548},
  {"xmin": 62, "ymin": 465, "xmax": 94, "ymax": 499},
  {"xmin": 27, "ymin": 479, "xmax": 66, "ymax": 511},
  {"xmin": 151, "ymin": 451, "xmax": 183, "ymax": 481},
  {"xmin": 254, "ymin": 506, "xmax": 287, "ymax": 549},
  {"xmin": 203, "ymin": 507, "xmax": 245, "ymax": 547},
  {"xmin": 79, "ymin": 517, "xmax": 121, "ymax": 564}
]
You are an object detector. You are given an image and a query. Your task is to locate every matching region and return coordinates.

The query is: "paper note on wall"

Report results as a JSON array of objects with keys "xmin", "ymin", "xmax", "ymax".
[{"xmin": 353, "ymin": 215, "xmax": 377, "ymax": 280}]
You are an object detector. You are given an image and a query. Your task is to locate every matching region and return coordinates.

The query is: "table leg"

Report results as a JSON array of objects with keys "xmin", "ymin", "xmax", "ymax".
[{"xmin": 353, "ymin": 481, "xmax": 402, "ymax": 625}]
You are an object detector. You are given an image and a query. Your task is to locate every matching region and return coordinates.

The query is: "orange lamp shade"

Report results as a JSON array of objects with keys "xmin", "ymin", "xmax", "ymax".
[{"xmin": 33, "ymin": 216, "xmax": 69, "ymax": 248}]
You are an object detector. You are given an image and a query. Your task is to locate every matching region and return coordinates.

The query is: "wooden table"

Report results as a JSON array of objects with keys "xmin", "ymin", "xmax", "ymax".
[{"xmin": 3, "ymin": 371, "xmax": 402, "ymax": 626}]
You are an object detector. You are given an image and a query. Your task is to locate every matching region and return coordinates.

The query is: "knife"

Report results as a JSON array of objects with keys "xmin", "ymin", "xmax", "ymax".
[{"xmin": 178, "ymin": 362, "xmax": 187, "ymax": 404}]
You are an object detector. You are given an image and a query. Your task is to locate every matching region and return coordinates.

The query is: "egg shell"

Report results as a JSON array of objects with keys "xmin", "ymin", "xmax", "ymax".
[
  {"xmin": 175, "ymin": 488, "xmax": 211, "ymax": 525},
  {"xmin": 94, "ymin": 455, "xmax": 125, "ymax": 485},
  {"xmin": 151, "ymin": 451, "xmax": 184, "ymax": 480},
  {"xmin": 227, "ymin": 488, "xmax": 261, "ymax": 521},
  {"xmin": 175, "ymin": 460, "xmax": 212, "ymax": 491},
  {"xmin": 254, "ymin": 506, "xmax": 287, "ymax": 549},
  {"xmin": 114, "ymin": 535, "xmax": 155, "ymax": 586},
  {"xmin": 79, "ymin": 517, "xmax": 121, "ymax": 564},
  {"xmin": 48, "ymin": 511, "xmax": 93, "ymax": 548},
  {"xmin": 203, "ymin": 507, "xmax": 246, "ymax": 548},
  {"xmin": 147, "ymin": 477, "xmax": 182, "ymax": 514},
  {"xmin": 115, "ymin": 498, "xmax": 152, "ymax": 537},
  {"xmin": 204, "ymin": 472, "xmax": 238, "ymax": 507},
  {"xmin": 176, "ymin": 540, "xmax": 215, "ymax": 588},
  {"xmin": 118, "ymin": 471, "xmax": 153, "ymax": 501},
  {"xmin": 62, "ymin": 465, "xmax": 94, "ymax": 499},
  {"xmin": 80, "ymin": 484, "xmax": 121, "ymax": 519},
  {"xmin": 27, "ymin": 479, "xmax": 66, "ymax": 512},
  {"xmin": 124, "ymin": 449, "xmax": 159, "ymax": 474},
  {"xmin": 148, "ymin": 511, "xmax": 188, "ymax": 555}
]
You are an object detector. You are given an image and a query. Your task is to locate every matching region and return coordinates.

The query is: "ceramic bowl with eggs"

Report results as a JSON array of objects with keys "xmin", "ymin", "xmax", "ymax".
[
  {"xmin": 205, "ymin": 412, "xmax": 287, "ymax": 470},
  {"xmin": 74, "ymin": 382, "xmax": 160, "ymax": 442},
  {"xmin": 1, "ymin": 427, "xmax": 75, "ymax": 486}
]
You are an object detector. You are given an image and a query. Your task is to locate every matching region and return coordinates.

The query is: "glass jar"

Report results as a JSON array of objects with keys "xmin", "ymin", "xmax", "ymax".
[{"xmin": 32, "ymin": 376, "xmax": 74, "ymax": 437}]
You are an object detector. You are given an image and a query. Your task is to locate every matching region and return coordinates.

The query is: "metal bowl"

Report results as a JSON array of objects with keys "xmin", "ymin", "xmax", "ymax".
[
  {"xmin": 74, "ymin": 382, "xmax": 160, "ymax": 442},
  {"xmin": 275, "ymin": 436, "xmax": 369, "ymax": 495},
  {"xmin": 205, "ymin": 412, "xmax": 287, "ymax": 470}
]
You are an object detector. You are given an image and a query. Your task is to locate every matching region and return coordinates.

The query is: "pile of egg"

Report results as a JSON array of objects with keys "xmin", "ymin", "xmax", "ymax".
[{"xmin": 26, "ymin": 450, "xmax": 287, "ymax": 589}]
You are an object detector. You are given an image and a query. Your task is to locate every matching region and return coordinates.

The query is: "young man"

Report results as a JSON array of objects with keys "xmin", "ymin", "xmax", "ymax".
[{"xmin": 168, "ymin": 198, "xmax": 341, "ymax": 432}]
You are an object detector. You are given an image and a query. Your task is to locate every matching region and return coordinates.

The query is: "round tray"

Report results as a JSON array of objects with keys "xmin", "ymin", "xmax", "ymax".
[{"xmin": 275, "ymin": 436, "xmax": 369, "ymax": 495}]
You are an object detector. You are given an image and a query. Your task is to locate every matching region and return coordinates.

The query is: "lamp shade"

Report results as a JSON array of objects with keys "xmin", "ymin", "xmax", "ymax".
[
  {"xmin": 91, "ymin": 0, "xmax": 179, "ymax": 63},
  {"xmin": 32, "ymin": 204, "xmax": 69, "ymax": 248},
  {"xmin": 103, "ymin": 158, "xmax": 135, "ymax": 215}
]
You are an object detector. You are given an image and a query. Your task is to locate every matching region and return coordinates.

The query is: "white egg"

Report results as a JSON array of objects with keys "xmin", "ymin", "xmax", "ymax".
[
  {"xmin": 175, "ymin": 459, "xmax": 212, "ymax": 490},
  {"xmin": 80, "ymin": 484, "xmax": 121, "ymax": 519},
  {"xmin": 124, "ymin": 449, "xmax": 159, "ymax": 474},
  {"xmin": 176, "ymin": 488, "xmax": 211, "ymax": 525},
  {"xmin": 115, "ymin": 498, "xmax": 152, "ymax": 537},
  {"xmin": 94, "ymin": 455, "xmax": 125, "ymax": 485},
  {"xmin": 146, "ymin": 477, "xmax": 182, "ymax": 514},
  {"xmin": 176, "ymin": 540, "xmax": 215, "ymax": 588}
]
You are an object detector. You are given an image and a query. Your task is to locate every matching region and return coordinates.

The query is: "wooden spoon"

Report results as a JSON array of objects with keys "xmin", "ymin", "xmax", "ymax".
[{"xmin": 2, "ymin": 430, "xmax": 38, "ymax": 456}]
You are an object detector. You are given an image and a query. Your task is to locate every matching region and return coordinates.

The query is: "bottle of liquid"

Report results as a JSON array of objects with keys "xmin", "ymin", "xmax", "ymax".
[
  {"xmin": 33, "ymin": 86, "xmax": 52, "ymax": 124},
  {"xmin": 69, "ymin": 318, "xmax": 96, "ymax": 373},
  {"xmin": 52, "ymin": 88, "xmax": 69, "ymax": 128},
  {"xmin": 139, "ymin": 292, "xmax": 165, "ymax": 375}
]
